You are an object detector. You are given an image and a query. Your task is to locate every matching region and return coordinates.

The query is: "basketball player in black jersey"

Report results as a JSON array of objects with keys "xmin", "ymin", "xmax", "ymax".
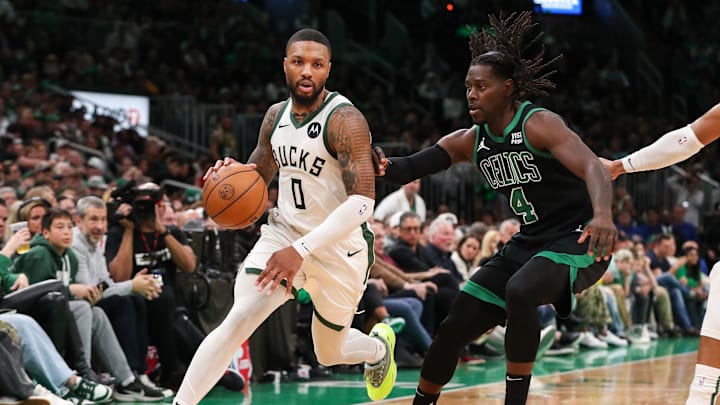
[{"xmin": 374, "ymin": 12, "xmax": 618, "ymax": 405}]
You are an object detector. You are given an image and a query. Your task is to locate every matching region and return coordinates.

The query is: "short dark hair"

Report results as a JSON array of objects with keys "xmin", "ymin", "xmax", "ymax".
[
  {"xmin": 41, "ymin": 208, "xmax": 73, "ymax": 231},
  {"xmin": 286, "ymin": 28, "xmax": 332, "ymax": 58}
]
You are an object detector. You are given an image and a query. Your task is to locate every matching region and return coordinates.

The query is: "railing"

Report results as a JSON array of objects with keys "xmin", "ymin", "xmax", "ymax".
[
  {"xmin": 636, "ymin": 53, "xmax": 663, "ymax": 114},
  {"xmin": 671, "ymin": 94, "xmax": 688, "ymax": 124}
]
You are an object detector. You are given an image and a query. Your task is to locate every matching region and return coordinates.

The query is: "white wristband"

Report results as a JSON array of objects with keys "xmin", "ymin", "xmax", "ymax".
[{"xmin": 621, "ymin": 125, "xmax": 704, "ymax": 173}]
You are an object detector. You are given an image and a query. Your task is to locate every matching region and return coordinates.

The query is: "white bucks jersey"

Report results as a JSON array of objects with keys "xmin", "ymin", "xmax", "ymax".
[{"xmin": 270, "ymin": 92, "xmax": 355, "ymax": 235}]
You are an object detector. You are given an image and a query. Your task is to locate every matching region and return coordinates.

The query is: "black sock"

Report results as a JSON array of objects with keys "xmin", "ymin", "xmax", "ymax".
[
  {"xmin": 413, "ymin": 386, "xmax": 440, "ymax": 405},
  {"xmin": 505, "ymin": 373, "xmax": 531, "ymax": 405}
]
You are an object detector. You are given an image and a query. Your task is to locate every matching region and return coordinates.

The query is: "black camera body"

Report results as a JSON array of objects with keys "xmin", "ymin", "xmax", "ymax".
[{"xmin": 107, "ymin": 180, "xmax": 164, "ymax": 225}]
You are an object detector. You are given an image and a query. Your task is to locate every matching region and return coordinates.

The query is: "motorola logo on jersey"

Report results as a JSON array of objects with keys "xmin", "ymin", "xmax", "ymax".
[{"xmin": 307, "ymin": 122, "xmax": 321, "ymax": 138}]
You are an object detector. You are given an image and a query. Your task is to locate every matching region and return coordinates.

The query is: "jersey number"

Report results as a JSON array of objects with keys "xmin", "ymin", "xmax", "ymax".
[
  {"xmin": 291, "ymin": 178, "xmax": 306, "ymax": 209},
  {"xmin": 510, "ymin": 187, "xmax": 538, "ymax": 224}
]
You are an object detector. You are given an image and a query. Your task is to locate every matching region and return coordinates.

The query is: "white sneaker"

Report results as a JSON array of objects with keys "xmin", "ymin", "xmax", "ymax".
[
  {"xmin": 32, "ymin": 385, "xmax": 72, "ymax": 405},
  {"xmin": 137, "ymin": 375, "xmax": 174, "ymax": 399},
  {"xmin": 627, "ymin": 325, "xmax": 652, "ymax": 345},
  {"xmin": 578, "ymin": 332, "xmax": 608, "ymax": 349},
  {"xmin": 599, "ymin": 330, "xmax": 628, "ymax": 347}
]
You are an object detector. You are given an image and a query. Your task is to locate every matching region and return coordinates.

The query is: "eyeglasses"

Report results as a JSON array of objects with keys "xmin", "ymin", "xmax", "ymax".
[{"xmin": 400, "ymin": 226, "xmax": 421, "ymax": 233}]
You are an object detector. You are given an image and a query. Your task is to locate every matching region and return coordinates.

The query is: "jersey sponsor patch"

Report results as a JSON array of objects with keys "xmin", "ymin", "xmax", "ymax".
[{"xmin": 307, "ymin": 122, "xmax": 321, "ymax": 138}]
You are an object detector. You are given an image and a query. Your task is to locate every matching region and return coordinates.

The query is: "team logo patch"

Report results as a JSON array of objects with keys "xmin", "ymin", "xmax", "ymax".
[
  {"xmin": 218, "ymin": 184, "xmax": 235, "ymax": 200},
  {"xmin": 307, "ymin": 122, "xmax": 322, "ymax": 138}
]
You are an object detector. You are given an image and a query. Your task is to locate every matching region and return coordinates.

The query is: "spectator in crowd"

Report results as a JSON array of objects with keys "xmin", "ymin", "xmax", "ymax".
[
  {"xmin": 478, "ymin": 229, "xmax": 500, "ymax": 266},
  {"xmin": 647, "ymin": 234, "xmax": 697, "ymax": 335},
  {"xmin": 373, "ymin": 180, "xmax": 427, "ymax": 223},
  {"xmin": 450, "ymin": 234, "xmax": 481, "ymax": 281},
  {"xmin": 676, "ymin": 246, "xmax": 708, "ymax": 329},
  {"xmin": 497, "ymin": 218, "xmax": 520, "ymax": 247}
]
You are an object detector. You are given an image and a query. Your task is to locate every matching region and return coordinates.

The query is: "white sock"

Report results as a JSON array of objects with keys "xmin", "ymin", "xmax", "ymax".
[
  {"xmin": 120, "ymin": 376, "xmax": 135, "ymax": 387},
  {"xmin": 368, "ymin": 336, "xmax": 387, "ymax": 364},
  {"xmin": 687, "ymin": 364, "xmax": 720, "ymax": 405}
]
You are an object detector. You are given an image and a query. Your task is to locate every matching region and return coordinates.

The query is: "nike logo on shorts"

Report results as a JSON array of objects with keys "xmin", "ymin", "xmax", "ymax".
[{"xmin": 347, "ymin": 249, "xmax": 363, "ymax": 257}]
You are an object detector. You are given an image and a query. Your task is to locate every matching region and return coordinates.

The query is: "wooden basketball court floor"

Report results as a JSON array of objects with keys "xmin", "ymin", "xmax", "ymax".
[{"xmin": 198, "ymin": 337, "xmax": 699, "ymax": 404}]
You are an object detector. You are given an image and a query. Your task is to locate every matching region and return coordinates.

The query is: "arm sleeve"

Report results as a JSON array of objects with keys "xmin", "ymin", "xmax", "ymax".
[
  {"xmin": 291, "ymin": 194, "xmax": 374, "ymax": 259},
  {"xmin": 383, "ymin": 144, "xmax": 452, "ymax": 185},
  {"xmin": 621, "ymin": 125, "xmax": 704, "ymax": 173}
]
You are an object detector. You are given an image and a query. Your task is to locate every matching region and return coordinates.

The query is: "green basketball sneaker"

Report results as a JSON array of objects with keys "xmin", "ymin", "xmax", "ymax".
[{"xmin": 364, "ymin": 323, "xmax": 397, "ymax": 401}]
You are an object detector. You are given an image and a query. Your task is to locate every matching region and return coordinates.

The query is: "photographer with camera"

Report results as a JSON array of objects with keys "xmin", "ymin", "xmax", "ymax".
[{"xmin": 105, "ymin": 182, "xmax": 197, "ymax": 391}]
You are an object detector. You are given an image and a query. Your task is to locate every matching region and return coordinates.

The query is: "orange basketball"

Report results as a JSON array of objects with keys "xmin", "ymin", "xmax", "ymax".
[{"xmin": 202, "ymin": 164, "xmax": 268, "ymax": 229}]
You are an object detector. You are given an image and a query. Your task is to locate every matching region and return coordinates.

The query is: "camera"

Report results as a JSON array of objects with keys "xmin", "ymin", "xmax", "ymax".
[{"xmin": 107, "ymin": 180, "xmax": 164, "ymax": 225}]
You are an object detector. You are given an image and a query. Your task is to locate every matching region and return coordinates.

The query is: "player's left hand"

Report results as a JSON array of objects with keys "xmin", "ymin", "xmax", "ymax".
[
  {"xmin": 257, "ymin": 246, "xmax": 302, "ymax": 298},
  {"xmin": 578, "ymin": 216, "xmax": 618, "ymax": 262}
]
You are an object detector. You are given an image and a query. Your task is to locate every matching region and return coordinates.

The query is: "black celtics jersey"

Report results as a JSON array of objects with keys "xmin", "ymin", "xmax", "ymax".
[{"xmin": 473, "ymin": 101, "xmax": 592, "ymax": 240}]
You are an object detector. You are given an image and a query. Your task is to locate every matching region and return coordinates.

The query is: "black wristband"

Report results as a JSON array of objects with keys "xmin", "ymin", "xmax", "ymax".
[
  {"xmin": 383, "ymin": 144, "xmax": 452, "ymax": 185},
  {"xmin": 160, "ymin": 229, "xmax": 171, "ymax": 238}
]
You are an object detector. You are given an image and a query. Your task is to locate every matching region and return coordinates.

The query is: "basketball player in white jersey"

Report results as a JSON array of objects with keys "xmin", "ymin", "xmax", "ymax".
[
  {"xmin": 602, "ymin": 102, "xmax": 720, "ymax": 405},
  {"xmin": 172, "ymin": 29, "xmax": 397, "ymax": 404}
]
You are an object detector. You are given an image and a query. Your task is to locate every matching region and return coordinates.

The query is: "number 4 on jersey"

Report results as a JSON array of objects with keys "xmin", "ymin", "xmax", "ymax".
[{"xmin": 510, "ymin": 187, "xmax": 538, "ymax": 224}]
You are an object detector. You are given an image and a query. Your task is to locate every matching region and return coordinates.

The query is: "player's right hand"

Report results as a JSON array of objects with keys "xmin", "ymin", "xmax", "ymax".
[
  {"xmin": 578, "ymin": 215, "xmax": 618, "ymax": 262},
  {"xmin": 202, "ymin": 157, "xmax": 257, "ymax": 181},
  {"xmin": 372, "ymin": 146, "xmax": 388, "ymax": 176}
]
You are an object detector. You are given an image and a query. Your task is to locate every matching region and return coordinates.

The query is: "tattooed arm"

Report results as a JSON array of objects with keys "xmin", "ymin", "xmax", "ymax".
[
  {"xmin": 326, "ymin": 105, "xmax": 375, "ymax": 199},
  {"xmin": 246, "ymin": 101, "xmax": 283, "ymax": 185}
]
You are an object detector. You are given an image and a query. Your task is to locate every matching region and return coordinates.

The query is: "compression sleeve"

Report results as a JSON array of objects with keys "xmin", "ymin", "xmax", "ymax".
[
  {"xmin": 382, "ymin": 144, "xmax": 452, "ymax": 185},
  {"xmin": 291, "ymin": 194, "xmax": 374, "ymax": 259},
  {"xmin": 621, "ymin": 125, "xmax": 704, "ymax": 173}
]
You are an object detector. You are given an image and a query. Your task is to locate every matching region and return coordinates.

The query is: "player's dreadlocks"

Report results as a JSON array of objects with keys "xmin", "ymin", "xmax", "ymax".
[{"xmin": 469, "ymin": 11, "xmax": 561, "ymax": 101}]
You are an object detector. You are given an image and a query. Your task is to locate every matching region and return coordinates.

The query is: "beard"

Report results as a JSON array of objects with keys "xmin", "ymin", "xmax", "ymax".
[{"xmin": 287, "ymin": 78, "xmax": 326, "ymax": 107}]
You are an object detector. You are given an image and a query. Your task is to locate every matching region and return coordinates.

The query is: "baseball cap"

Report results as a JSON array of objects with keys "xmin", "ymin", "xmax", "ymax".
[
  {"xmin": 86, "ymin": 156, "xmax": 106, "ymax": 172},
  {"xmin": 436, "ymin": 212, "xmax": 458, "ymax": 225},
  {"xmin": 87, "ymin": 175, "xmax": 109, "ymax": 190}
]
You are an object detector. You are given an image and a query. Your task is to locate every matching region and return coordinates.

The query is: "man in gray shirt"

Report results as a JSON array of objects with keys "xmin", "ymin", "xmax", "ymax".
[{"xmin": 72, "ymin": 196, "xmax": 169, "ymax": 400}]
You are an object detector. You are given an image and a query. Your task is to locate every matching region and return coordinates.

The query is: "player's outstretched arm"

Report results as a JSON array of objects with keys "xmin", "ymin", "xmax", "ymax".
[
  {"xmin": 526, "ymin": 111, "xmax": 617, "ymax": 261},
  {"xmin": 603, "ymin": 102, "xmax": 720, "ymax": 180}
]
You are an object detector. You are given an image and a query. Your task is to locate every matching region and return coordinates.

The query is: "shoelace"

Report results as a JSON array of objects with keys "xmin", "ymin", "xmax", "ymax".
[
  {"xmin": 365, "ymin": 333, "xmax": 389, "ymax": 387},
  {"xmin": 365, "ymin": 361, "xmax": 386, "ymax": 386}
]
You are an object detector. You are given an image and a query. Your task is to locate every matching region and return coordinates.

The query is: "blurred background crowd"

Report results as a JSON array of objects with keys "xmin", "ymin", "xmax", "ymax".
[{"xmin": 0, "ymin": 0, "xmax": 719, "ymax": 402}]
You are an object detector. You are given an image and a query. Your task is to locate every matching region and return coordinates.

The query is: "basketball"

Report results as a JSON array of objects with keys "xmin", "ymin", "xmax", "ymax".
[{"xmin": 202, "ymin": 164, "xmax": 268, "ymax": 229}]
